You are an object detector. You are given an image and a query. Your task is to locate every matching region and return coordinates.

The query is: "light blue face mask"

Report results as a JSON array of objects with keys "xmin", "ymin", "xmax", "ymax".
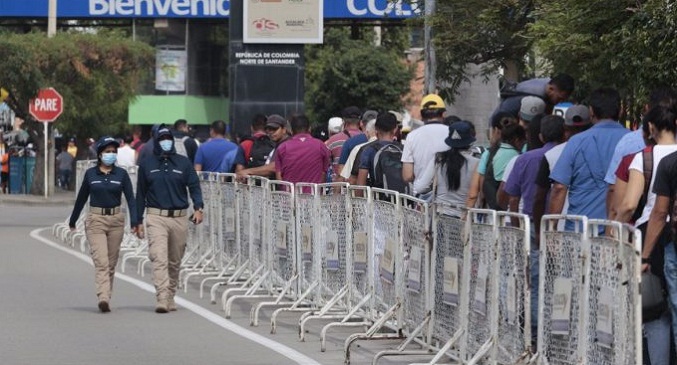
[
  {"xmin": 159, "ymin": 140, "xmax": 173, "ymax": 152},
  {"xmin": 101, "ymin": 153, "xmax": 117, "ymax": 166}
]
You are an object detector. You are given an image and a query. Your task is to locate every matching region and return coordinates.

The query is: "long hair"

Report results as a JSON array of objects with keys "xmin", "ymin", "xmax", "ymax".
[{"xmin": 437, "ymin": 147, "xmax": 468, "ymax": 191}]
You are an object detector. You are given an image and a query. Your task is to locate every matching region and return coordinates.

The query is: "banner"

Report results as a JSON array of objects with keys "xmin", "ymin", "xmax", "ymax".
[
  {"xmin": 244, "ymin": 0, "xmax": 322, "ymax": 44},
  {"xmin": 155, "ymin": 48, "xmax": 187, "ymax": 92}
]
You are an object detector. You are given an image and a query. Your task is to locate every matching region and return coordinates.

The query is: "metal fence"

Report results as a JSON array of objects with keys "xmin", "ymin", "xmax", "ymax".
[{"xmin": 55, "ymin": 163, "xmax": 643, "ymax": 365}]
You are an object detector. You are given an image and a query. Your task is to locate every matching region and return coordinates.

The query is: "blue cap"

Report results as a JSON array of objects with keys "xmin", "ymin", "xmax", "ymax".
[
  {"xmin": 444, "ymin": 121, "xmax": 476, "ymax": 148},
  {"xmin": 95, "ymin": 136, "xmax": 119, "ymax": 154}
]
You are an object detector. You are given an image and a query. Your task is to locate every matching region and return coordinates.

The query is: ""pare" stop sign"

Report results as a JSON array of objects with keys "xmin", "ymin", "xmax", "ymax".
[{"xmin": 29, "ymin": 88, "xmax": 63, "ymax": 122}]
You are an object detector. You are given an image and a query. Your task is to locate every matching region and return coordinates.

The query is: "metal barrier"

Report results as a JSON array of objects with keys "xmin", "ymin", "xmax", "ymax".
[{"xmin": 59, "ymin": 163, "xmax": 644, "ymax": 365}]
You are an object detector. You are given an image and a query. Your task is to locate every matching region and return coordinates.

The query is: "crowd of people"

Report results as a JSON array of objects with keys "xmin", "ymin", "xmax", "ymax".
[{"xmin": 64, "ymin": 74, "xmax": 677, "ymax": 364}]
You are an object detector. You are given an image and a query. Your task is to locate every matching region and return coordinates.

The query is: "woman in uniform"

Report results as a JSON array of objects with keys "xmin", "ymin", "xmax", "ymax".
[{"xmin": 69, "ymin": 136, "xmax": 138, "ymax": 312}]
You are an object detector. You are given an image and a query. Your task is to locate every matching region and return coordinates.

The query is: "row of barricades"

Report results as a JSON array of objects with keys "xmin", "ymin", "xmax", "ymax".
[{"xmin": 54, "ymin": 164, "xmax": 642, "ymax": 365}]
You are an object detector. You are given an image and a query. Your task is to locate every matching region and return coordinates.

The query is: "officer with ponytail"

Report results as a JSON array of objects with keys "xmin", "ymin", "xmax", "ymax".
[{"xmin": 69, "ymin": 136, "xmax": 138, "ymax": 313}]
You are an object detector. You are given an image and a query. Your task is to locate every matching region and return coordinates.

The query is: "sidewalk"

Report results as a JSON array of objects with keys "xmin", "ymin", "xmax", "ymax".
[{"xmin": 0, "ymin": 189, "xmax": 75, "ymax": 206}]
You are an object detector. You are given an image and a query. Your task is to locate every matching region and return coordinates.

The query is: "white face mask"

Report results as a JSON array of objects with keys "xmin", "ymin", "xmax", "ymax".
[
  {"xmin": 101, "ymin": 153, "xmax": 117, "ymax": 166},
  {"xmin": 159, "ymin": 140, "xmax": 173, "ymax": 152}
]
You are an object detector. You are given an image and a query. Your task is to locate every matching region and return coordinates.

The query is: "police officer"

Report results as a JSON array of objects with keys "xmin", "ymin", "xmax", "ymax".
[
  {"xmin": 135, "ymin": 125, "xmax": 203, "ymax": 313},
  {"xmin": 69, "ymin": 136, "xmax": 138, "ymax": 313}
]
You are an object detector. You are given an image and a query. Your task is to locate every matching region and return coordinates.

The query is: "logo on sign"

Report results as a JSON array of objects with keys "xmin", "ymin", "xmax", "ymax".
[{"xmin": 253, "ymin": 18, "xmax": 279, "ymax": 30}]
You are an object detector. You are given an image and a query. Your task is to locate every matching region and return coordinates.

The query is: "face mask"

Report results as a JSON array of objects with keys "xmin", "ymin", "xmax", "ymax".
[
  {"xmin": 159, "ymin": 140, "xmax": 173, "ymax": 152},
  {"xmin": 101, "ymin": 153, "xmax": 117, "ymax": 166}
]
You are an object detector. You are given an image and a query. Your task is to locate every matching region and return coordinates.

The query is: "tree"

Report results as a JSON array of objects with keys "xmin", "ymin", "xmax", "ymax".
[
  {"xmin": 531, "ymin": 0, "xmax": 677, "ymax": 118},
  {"xmin": 304, "ymin": 27, "xmax": 413, "ymax": 125},
  {"xmin": 0, "ymin": 32, "xmax": 153, "ymax": 194},
  {"xmin": 417, "ymin": 0, "xmax": 536, "ymax": 100}
]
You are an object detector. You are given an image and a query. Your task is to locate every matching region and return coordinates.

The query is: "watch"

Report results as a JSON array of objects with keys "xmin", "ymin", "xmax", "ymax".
[
  {"xmin": 196, "ymin": 208, "xmax": 204, "ymax": 213},
  {"xmin": 641, "ymin": 257, "xmax": 650, "ymax": 264}
]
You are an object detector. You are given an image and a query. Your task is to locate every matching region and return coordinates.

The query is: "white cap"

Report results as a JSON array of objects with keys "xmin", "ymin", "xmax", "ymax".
[{"xmin": 328, "ymin": 117, "xmax": 343, "ymax": 134}]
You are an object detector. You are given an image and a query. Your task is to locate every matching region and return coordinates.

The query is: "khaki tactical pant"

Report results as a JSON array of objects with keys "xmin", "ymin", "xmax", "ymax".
[
  {"xmin": 85, "ymin": 212, "xmax": 125, "ymax": 302},
  {"xmin": 146, "ymin": 214, "xmax": 188, "ymax": 302}
]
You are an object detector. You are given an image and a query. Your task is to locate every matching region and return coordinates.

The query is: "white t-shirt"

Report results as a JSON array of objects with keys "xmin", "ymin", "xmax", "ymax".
[
  {"xmin": 401, "ymin": 123, "xmax": 449, "ymax": 193},
  {"xmin": 117, "ymin": 145, "xmax": 136, "ymax": 167},
  {"xmin": 340, "ymin": 137, "xmax": 377, "ymax": 179},
  {"xmin": 628, "ymin": 144, "xmax": 677, "ymax": 226}
]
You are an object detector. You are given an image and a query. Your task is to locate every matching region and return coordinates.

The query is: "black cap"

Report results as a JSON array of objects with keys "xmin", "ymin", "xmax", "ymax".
[
  {"xmin": 342, "ymin": 106, "xmax": 362, "ymax": 120},
  {"xmin": 265, "ymin": 114, "xmax": 286, "ymax": 129},
  {"xmin": 95, "ymin": 136, "xmax": 120, "ymax": 154}
]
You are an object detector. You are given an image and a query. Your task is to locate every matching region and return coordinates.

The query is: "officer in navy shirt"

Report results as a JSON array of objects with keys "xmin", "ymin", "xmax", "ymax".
[
  {"xmin": 69, "ymin": 136, "xmax": 137, "ymax": 313},
  {"xmin": 135, "ymin": 125, "xmax": 203, "ymax": 313}
]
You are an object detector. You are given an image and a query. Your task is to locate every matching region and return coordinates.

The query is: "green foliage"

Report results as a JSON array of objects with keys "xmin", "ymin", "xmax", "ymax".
[
  {"xmin": 425, "ymin": 0, "xmax": 536, "ymax": 100},
  {"xmin": 0, "ymin": 32, "xmax": 153, "ymax": 138},
  {"xmin": 531, "ymin": 0, "xmax": 677, "ymax": 118},
  {"xmin": 304, "ymin": 27, "xmax": 413, "ymax": 125}
]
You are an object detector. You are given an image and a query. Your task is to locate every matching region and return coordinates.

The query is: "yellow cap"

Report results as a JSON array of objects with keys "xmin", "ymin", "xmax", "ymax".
[
  {"xmin": 0, "ymin": 88, "xmax": 8, "ymax": 102},
  {"xmin": 420, "ymin": 94, "xmax": 445, "ymax": 110}
]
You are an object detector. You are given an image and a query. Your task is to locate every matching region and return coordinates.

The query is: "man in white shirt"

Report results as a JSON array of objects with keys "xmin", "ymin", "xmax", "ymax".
[{"xmin": 117, "ymin": 136, "xmax": 136, "ymax": 167}]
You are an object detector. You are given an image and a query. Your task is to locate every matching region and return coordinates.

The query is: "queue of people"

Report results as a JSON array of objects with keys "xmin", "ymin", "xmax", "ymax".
[{"xmin": 65, "ymin": 79, "xmax": 677, "ymax": 365}]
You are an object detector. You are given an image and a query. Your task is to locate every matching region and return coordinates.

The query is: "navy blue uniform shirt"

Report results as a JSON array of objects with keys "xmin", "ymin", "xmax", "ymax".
[
  {"xmin": 69, "ymin": 165, "xmax": 137, "ymax": 228},
  {"xmin": 136, "ymin": 142, "xmax": 203, "ymax": 224}
]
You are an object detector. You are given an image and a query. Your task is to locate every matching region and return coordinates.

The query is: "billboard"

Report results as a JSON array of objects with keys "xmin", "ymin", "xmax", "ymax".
[
  {"xmin": 243, "ymin": 0, "xmax": 323, "ymax": 44},
  {"xmin": 0, "ymin": 0, "xmax": 419, "ymax": 19}
]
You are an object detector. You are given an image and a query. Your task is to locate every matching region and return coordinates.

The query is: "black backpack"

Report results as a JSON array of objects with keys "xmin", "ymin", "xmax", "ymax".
[
  {"xmin": 482, "ymin": 147, "xmax": 503, "ymax": 210},
  {"xmin": 632, "ymin": 147, "xmax": 653, "ymax": 222},
  {"xmin": 244, "ymin": 134, "xmax": 276, "ymax": 168},
  {"xmin": 371, "ymin": 142, "xmax": 408, "ymax": 194},
  {"xmin": 499, "ymin": 80, "xmax": 545, "ymax": 102}
]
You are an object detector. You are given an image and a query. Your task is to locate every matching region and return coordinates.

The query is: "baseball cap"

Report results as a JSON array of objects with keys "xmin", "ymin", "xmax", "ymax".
[
  {"xmin": 362, "ymin": 110, "xmax": 378, "ymax": 122},
  {"xmin": 327, "ymin": 117, "xmax": 343, "ymax": 134},
  {"xmin": 95, "ymin": 136, "xmax": 120, "ymax": 154},
  {"xmin": 519, "ymin": 96, "xmax": 546, "ymax": 122},
  {"xmin": 388, "ymin": 110, "xmax": 404, "ymax": 124},
  {"xmin": 444, "ymin": 121, "xmax": 476, "ymax": 148},
  {"xmin": 342, "ymin": 106, "xmax": 362, "ymax": 120},
  {"xmin": 420, "ymin": 94, "xmax": 446, "ymax": 110},
  {"xmin": 155, "ymin": 125, "xmax": 173, "ymax": 140},
  {"xmin": 564, "ymin": 105, "xmax": 591, "ymax": 127},
  {"xmin": 265, "ymin": 114, "xmax": 286, "ymax": 129}
]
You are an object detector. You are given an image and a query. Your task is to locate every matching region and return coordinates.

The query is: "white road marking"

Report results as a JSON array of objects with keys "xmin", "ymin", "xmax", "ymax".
[{"xmin": 30, "ymin": 228, "xmax": 321, "ymax": 365}]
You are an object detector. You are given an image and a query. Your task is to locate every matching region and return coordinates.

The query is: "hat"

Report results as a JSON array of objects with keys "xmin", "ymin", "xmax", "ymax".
[
  {"xmin": 95, "ymin": 136, "xmax": 120, "ymax": 154},
  {"xmin": 362, "ymin": 110, "xmax": 378, "ymax": 122},
  {"xmin": 375, "ymin": 112, "xmax": 398, "ymax": 132},
  {"xmin": 388, "ymin": 110, "xmax": 404, "ymax": 124},
  {"xmin": 155, "ymin": 125, "xmax": 173, "ymax": 140},
  {"xmin": 421, "ymin": 94, "xmax": 446, "ymax": 110},
  {"xmin": 519, "ymin": 96, "xmax": 546, "ymax": 122},
  {"xmin": 328, "ymin": 117, "xmax": 343, "ymax": 134},
  {"xmin": 265, "ymin": 114, "xmax": 286, "ymax": 129},
  {"xmin": 564, "ymin": 105, "xmax": 591, "ymax": 127},
  {"xmin": 444, "ymin": 121, "xmax": 476, "ymax": 148},
  {"xmin": 68, "ymin": 137, "xmax": 76, "ymax": 143},
  {"xmin": 342, "ymin": 106, "xmax": 362, "ymax": 120}
]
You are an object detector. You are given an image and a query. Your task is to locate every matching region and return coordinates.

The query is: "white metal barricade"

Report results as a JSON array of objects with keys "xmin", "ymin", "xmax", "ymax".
[
  {"xmin": 496, "ymin": 212, "xmax": 532, "ymax": 364},
  {"xmin": 373, "ymin": 194, "xmax": 432, "ymax": 364},
  {"xmin": 218, "ymin": 176, "xmax": 270, "ymax": 312},
  {"xmin": 271, "ymin": 183, "xmax": 321, "ymax": 333},
  {"xmin": 199, "ymin": 173, "xmax": 240, "ymax": 298},
  {"xmin": 345, "ymin": 188, "xmax": 404, "ymax": 363},
  {"xmin": 249, "ymin": 181, "xmax": 299, "ymax": 325},
  {"xmin": 583, "ymin": 220, "xmax": 641, "ymax": 365},
  {"xmin": 535, "ymin": 215, "xmax": 589, "ymax": 365}
]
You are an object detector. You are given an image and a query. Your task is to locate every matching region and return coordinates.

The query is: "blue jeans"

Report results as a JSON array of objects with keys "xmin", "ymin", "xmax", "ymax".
[
  {"xmin": 644, "ymin": 311, "xmax": 671, "ymax": 365},
  {"xmin": 58, "ymin": 169, "xmax": 71, "ymax": 189},
  {"xmin": 663, "ymin": 242, "xmax": 677, "ymax": 351}
]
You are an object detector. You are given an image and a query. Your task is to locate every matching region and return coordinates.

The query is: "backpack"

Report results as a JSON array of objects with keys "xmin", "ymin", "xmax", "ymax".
[
  {"xmin": 245, "ymin": 134, "xmax": 276, "ymax": 168},
  {"xmin": 482, "ymin": 147, "xmax": 503, "ymax": 210},
  {"xmin": 173, "ymin": 135, "xmax": 189, "ymax": 158},
  {"xmin": 499, "ymin": 80, "xmax": 544, "ymax": 102},
  {"xmin": 371, "ymin": 142, "xmax": 408, "ymax": 194}
]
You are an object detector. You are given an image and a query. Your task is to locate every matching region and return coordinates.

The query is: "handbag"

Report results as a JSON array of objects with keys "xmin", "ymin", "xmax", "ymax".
[{"xmin": 641, "ymin": 271, "xmax": 667, "ymax": 322}]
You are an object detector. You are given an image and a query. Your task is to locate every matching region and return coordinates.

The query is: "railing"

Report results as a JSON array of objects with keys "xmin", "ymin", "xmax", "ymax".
[{"xmin": 52, "ymin": 162, "xmax": 642, "ymax": 365}]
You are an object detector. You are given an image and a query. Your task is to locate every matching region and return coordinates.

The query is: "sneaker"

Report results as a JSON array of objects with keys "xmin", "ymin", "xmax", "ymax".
[
  {"xmin": 98, "ymin": 300, "xmax": 111, "ymax": 313},
  {"xmin": 155, "ymin": 301, "xmax": 169, "ymax": 313},
  {"xmin": 168, "ymin": 298, "xmax": 177, "ymax": 312}
]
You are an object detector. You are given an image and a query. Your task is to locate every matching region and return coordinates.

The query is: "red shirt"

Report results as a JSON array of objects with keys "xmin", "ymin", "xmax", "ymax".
[
  {"xmin": 325, "ymin": 129, "xmax": 361, "ymax": 174},
  {"xmin": 275, "ymin": 133, "xmax": 330, "ymax": 185}
]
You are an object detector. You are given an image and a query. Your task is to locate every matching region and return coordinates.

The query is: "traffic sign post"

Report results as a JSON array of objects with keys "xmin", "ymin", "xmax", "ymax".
[{"xmin": 29, "ymin": 88, "xmax": 63, "ymax": 198}]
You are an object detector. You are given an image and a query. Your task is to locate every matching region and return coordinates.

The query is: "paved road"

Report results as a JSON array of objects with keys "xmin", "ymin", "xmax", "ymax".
[{"xmin": 0, "ymin": 200, "xmax": 424, "ymax": 365}]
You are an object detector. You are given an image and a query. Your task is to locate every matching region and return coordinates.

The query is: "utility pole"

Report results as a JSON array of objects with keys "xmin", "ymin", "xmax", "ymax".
[
  {"xmin": 48, "ymin": 0, "xmax": 57, "ymax": 37},
  {"xmin": 424, "ymin": 0, "xmax": 436, "ymax": 94}
]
